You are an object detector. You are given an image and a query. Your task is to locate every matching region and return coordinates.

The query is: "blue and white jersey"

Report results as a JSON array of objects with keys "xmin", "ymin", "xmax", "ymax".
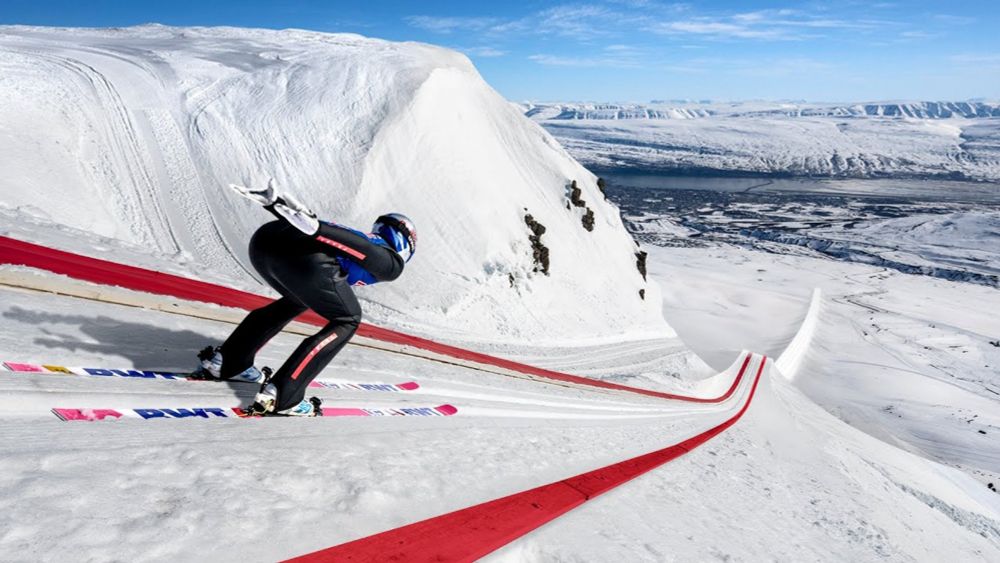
[{"xmin": 319, "ymin": 222, "xmax": 395, "ymax": 287}]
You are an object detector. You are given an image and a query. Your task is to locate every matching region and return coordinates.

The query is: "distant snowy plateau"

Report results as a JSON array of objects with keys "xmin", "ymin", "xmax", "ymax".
[{"xmin": 525, "ymin": 101, "xmax": 1000, "ymax": 181}]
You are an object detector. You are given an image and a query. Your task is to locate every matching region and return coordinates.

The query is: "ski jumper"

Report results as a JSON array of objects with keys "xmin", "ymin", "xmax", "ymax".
[{"xmin": 220, "ymin": 220, "xmax": 404, "ymax": 411}]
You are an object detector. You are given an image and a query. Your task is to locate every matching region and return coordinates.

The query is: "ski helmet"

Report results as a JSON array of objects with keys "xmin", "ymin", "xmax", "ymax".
[{"xmin": 373, "ymin": 213, "xmax": 417, "ymax": 262}]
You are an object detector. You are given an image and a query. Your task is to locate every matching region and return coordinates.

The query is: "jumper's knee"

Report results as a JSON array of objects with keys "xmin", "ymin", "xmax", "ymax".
[
  {"xmin": 338, "ymin": 315, "xmax": 361, "ymax": 338},
  {"xmin": 330, "ymin": 311, "xmax": 361, "ymax": 333}
]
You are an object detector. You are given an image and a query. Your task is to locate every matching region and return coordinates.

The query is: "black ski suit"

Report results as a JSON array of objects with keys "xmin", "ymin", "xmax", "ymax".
[{"xmin": 220, "ymin": 220, "xmax": 404, "ymax": 411}]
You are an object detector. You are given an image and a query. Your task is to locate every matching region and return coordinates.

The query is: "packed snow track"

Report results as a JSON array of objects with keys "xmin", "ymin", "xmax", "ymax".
[
  {"xmin": 0, "ymin": 279, "xmax": 762, "ymax": 561},
  {"xmin": 2, "ymin": 240, "xmax": 998, "ymax": 561}
]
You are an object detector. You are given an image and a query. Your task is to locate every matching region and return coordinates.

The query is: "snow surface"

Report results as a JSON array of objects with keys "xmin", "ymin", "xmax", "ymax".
[
  {"xmin": 1, "ymin": 24, "xmax": 999, "ymax": 562},
  {"xmin": 808, "ymin": 211, "xmax": 1000, "ymax": 279},
  {"xmin": 648, "ymin": 244, "xmax": 1000, "ymax": 494},
  {"xmin": 0, "ymin": 25, "xmax": 667, "ymax": 344},
  {"xmin": 526, "ymin": 101, "xmax": 1000, "ymax": 181},
  {"xmin": 1, "ymin": 283, "xmax": 998, "ymax": 561}
]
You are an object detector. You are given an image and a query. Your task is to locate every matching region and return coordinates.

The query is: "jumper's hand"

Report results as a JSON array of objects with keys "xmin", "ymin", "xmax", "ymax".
[
  {"xmin": 229, "ymin": 179, "xmax": 277, "ymax": 206},
  {"xmin": 273, "ymin": 193, "xmax": 319, "ymax": 235}
]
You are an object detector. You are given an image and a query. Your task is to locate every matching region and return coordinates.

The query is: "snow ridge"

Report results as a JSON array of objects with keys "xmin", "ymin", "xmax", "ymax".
[{"xmin": 774, "ymin": 288, "xmax": 821, "ymax": 380}]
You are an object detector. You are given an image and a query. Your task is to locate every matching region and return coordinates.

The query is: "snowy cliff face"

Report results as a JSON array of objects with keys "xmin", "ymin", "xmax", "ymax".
[{"xmin": 0, "ymin": 25, "xmax": 668, "ymax": 342}]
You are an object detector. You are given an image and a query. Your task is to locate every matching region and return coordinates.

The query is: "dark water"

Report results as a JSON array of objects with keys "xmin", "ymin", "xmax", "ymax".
[
  {"xmin": 597, "ymin": 171, "xmax": 1000, "ymax": 287},
  {"xmin": 596, "ymin": 171, "xmax": 1000, "ymax": 204}
]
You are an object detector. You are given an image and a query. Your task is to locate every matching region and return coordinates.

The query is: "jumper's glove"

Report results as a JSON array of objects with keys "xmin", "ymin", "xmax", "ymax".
[
  {"xmin": 228, "ymin": 179, "xmax": 277, "ymax": 206},
  {"xmin": 228, "ymin": 179, "xmax": 319, "ymax": 236},
  {"xmin": 272, "ymin": 192, "xmax": 319, "ymax": 236}
]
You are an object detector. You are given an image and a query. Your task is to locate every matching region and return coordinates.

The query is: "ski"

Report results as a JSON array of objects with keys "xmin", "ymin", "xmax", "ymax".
[
  {"xmin": 2, "ymin": 361, "xmax": 420, "ymax": 392},
  {"xmin": 52, "ymin": 404, "xmax": 457, "ymax": 421},
  {"xmin": 308, "ymin": 380, "xmax": 420, "ymax": 392}
]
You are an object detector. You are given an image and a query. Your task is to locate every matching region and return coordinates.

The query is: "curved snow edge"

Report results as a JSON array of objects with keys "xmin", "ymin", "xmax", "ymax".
[
  {"xmin": 284, "ymin": 354, "xmax": 768, "ymax": 562},
  {"xmin": 775, "ymin": 287, "xmax": 822, "ymax": 380}
]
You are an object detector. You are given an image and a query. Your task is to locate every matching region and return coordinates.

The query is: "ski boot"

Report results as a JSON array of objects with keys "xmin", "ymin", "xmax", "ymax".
[
  {"xmin": 275, "ymin": 397, "xmax": 323, "ymax": 417},
  {"xmin": 243, "ymin": 382, "xmax": 278, "ymax": 416},
  {"xmin": 192, "ymin": 346, "xmax": 271, "ymax": 384},
  {"xmin": 243, "ymin": 383, "xmax": 322, "ymax": 417}
]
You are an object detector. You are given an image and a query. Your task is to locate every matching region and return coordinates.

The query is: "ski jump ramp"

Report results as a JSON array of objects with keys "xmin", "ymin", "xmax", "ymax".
[{"xmin": 0, "ymin": 234, "xmax": 818, "ymax": 560}]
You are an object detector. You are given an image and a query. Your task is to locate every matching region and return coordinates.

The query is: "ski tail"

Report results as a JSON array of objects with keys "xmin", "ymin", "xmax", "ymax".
[{"xmin": 5, "ymin": 360, "xmax": 419, "ymax": 391}]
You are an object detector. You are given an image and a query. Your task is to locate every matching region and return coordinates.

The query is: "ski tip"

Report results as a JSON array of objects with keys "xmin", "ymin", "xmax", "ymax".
[
  {"xmin": 51, "ymin": 408, "xmax": 124, "ymax": 421},
  {"xmin": 398, "ymin": 381, "xmax": 420, "ymax": 391},
  {"xmin": 3, "ymin": 361, "xmax": 46, "ymax": 372},
  {"xmin": 436, "ymin": 404, "xmax": 458, "ymax": 416}
]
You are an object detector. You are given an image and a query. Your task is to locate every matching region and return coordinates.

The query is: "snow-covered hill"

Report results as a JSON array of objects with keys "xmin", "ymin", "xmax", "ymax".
[
  {"xmin": 525, "ymin": 101, "xmax": 1000, "ymax": 180},
  {"xmin": 0, "ymin": 25, "xmax": 666, "ymax": 343}
]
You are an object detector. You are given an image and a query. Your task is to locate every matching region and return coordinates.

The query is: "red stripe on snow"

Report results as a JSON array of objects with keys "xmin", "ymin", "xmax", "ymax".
[
  {"xmin": 315, "ymin": 236, "xmax": 366, "ymax": 260},
  {"xmin": 285, "ymin": 356, "xmax": 767, "ymax": 562},
  {"xmin": 0, "ymin": 235, "xmax": 738, "ymax": 402}
]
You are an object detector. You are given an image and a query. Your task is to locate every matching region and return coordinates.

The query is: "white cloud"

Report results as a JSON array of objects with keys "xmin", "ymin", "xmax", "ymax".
[
  {"xmin": 898, "ymin": 30, "xmax": 937, "ymax": 40},
  {"xmin": 606, "ymin": 0, "xmax": 691, "ymax": 10},
  {"xmin": 732, "ymin": 9, "xmax": 796, "ymax": 23},
  {"xmin": 933, "ymin": 14, "xmax": 977, "ymax": 25},
  {"xmin": 527, "ymin": 42, "xmax": 651, "ymax": 67},
  {"xmin": 462, "ymin": 46, "xmax": 507, "ymax": 58},
  {"xmin": 530, "ymin": 5, "xmax": 621, "ymax": 39},
  {"xmin": 528, "ymin": 52, "xmax": 642, "ymax": 68},
  {"xmin": 407, "ymin": 3, "xmax": 647, "ymax": 40},
  {"xmin": 653, "ymin": 55, "xmax": 836, "ymax": 79},
  {"xmin": 649, "ymin": 8, "xmax": 896, "ymax": 41},
  {"xmin": 404, "ymin": 15, "xmax": 500, "ymax": 33},
  {"xmin": 653, "ymin": 20, "xmax": 804, "ymax": 40},
  {"xmin": 950, "ymin": 53, "xmax": 1000, "ymax": 67},
  {"xmin": 405, "ymin": 4, "xmax": 904, "ymax": 51}
]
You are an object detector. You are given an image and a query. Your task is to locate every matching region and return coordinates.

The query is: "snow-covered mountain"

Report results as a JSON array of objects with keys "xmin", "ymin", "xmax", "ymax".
[
  {"xmin": 525, "ymin": 100, "xmax": 1000, "ymax": 120},
  {"xmin": 0, "ymin": 25, "xmax": 667, "ymax": 343},
  {"xmin": 525, "ymin": 101, "xmax": 1000, "ymax": 180},
  {"xmin": 524, "ymin": 103, "xmax": 714, "ymax": 121}
]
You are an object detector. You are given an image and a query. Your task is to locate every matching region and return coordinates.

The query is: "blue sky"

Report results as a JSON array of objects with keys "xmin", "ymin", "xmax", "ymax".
[{"xmin": 3, "ymin": 1, "xmax": 998, "ymax": 102}]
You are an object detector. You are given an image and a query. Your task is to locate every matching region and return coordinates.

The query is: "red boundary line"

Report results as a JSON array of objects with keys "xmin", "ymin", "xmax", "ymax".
[
  {"xmin": 0, "ymin": 235, "xmax": 736, "ymax": 402},
  {"xmin": 285, "ymin": 355, "xmax": 767, "ymax": 562}
]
